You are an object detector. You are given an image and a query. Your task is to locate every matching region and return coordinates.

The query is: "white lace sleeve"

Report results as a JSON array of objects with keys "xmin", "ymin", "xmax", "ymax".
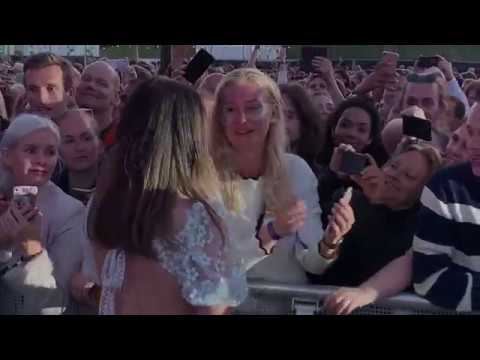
[{"xmin": 155, "ymin": 202, "xmax": 248, "ymax": 307}]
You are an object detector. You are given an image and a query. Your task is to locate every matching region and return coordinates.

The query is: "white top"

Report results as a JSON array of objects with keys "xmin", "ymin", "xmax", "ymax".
[
  {"xmin": 0, "ymin": 181, "xmax": 86, "ymax": 315},
  {"xmin": 221, "ymin": 153, "xmax": 326, "ymax": 284},
  {"xmin": 96, "ymin": 202, "xmax": 248, "ymax": 315}
]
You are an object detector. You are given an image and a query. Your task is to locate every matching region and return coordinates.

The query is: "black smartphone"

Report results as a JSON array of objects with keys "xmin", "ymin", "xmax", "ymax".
[
  {"xmin": 417, "ymin": 56, "xmax": 440, "ymax": 69},
  {"xmin": 339, "ymin": 151, "xmax": 369, "ymax": 175},
  {"xmin": 301, "ymin": 46, "xmax": 327, "ymax": 73},
  {"xmin": 184, "ymin": 49, "xmax": 215, "ymax": 84},
  {"xmin": 402, "ymin": 115, "xmax": 432, "ymax": 141}
]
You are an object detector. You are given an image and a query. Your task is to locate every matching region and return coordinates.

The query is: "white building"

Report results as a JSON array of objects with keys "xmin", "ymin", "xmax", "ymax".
[{"xmin": 195, "ymin": 45, "xmax": 282, "ymax": 62}]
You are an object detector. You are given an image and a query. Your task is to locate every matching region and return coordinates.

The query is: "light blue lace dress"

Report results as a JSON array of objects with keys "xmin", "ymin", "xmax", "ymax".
[{"xmin": 98, "ymin": 202, "xmax": 248, "ymax": 315}]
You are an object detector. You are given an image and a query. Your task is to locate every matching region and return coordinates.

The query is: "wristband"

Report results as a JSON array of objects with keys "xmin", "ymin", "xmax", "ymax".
[
  {"xmin": 322, "ymin": 238, "xmax": 338, "ymax": 250},
  {"xmin": 267, "ymin": 221, "xmax": 283, "ymax": 241}
]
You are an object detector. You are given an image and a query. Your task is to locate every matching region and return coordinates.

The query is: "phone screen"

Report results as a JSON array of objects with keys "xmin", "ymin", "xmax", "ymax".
[
  {"xmin": 402, "ymin": 115, "xmax": 432, "ymax": 141},
  {"xmin": 13, "ymin": 186, "xmax": 38, "ymax": 209},
  {"xmin": 339, "ymin": 151, "xmax": 369, "ymax": 175},
  {"xmin": 301, "ymin": 47, "xmax": 327, "ymax": 73},
  {"xmin": 184, "ymin": 49, "xmax": 215, "ymax": 84},
  {"xmin": 417, "ymin": 56, "xmax": 440, "ymax": 69}
]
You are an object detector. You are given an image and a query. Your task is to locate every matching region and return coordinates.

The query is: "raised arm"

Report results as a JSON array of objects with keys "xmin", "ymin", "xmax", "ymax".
[
  {"xmin": 311, "ymin": 57, "xmax": 344, "ymax": 105},
  {"xmin": 324, "ymin": 250, "xmax": 412, "ymax": 315},
  {"xmin": 247, "ymin": 45, "xmax": 260, "ymax": 68}
]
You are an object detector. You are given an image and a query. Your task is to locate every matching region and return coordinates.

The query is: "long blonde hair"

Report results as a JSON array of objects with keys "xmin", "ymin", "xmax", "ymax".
[
  {"xmin": 94, "ymin": 77, "xmax": 225, "ymax": 257},
  {"xmin": 211, "ymin": 68, "xmax": 293, "ymax": 213}
]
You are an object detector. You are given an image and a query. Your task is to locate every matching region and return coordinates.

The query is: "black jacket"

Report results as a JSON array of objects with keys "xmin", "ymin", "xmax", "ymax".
[{"xmin": 309, "ymin": 190, "xmax": 419, "ymax": 287}]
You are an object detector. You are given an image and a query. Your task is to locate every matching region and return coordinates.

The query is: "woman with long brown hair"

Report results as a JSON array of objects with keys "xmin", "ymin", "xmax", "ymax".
[{"xmin": 279, "ymin": 83, "xmax": 325, "ymax": 177}]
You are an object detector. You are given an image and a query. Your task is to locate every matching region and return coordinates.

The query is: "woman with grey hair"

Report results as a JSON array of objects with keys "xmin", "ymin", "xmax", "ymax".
[{"xmin": 0, "ymin": 113, "xmax": 86, "ymax": 314}]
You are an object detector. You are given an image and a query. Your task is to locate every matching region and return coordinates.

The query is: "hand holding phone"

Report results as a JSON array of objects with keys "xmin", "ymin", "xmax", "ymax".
[
  {"xmin": 340, "ymin": 187, "xmax": 353, "ymax": 204},
  {"xmin": 13, "ymin": 186, "xmax": 38, "ymax": 210},
  {"xmin": 324, "ymin": 188, "xmax": 355, "ymax": 246},
  {"xmin": 349, "ymin": 154, "xmax": 385, "ymax": 203},
  {"xmin": 184, "ymin": 49, "xmax": 215, "ymax": 84},
  {"xmin": 416, "ymin": 56, "xmax": 440, "ymax": 69},
  {"xmin": 339, "ymin": 151, "xmax": 369, "ymax": 176},
  {"xmin": 301, "ymin": 47, "xmax": 327, "ymax": 73},
  {"xmin": 330, "ymin": 144, "xmax": 355, "ymax": 174},
  {"xmin": 402, "ymin": 115, "xmax": 432, "ymax": 141}
]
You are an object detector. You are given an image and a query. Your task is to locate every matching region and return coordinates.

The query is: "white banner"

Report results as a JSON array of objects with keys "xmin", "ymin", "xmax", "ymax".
[{"xmin": 195, "ymin": 45, "xmax": 282, "ymax": 62}]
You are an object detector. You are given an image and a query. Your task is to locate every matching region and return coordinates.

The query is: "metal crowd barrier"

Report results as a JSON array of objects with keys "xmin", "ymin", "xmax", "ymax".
[{"xmin": 234, "ymin": 280, "xmax": 478, "ymax": 315}]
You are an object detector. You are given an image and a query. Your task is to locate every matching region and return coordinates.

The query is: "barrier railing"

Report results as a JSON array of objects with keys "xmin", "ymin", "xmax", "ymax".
[{"xmin": 235, "ymin": 280, "xmax": 477, "ymax": 315}]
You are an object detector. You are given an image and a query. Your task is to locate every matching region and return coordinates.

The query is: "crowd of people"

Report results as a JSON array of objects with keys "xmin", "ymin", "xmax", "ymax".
[{"xmin": 0, "ymin": 45, "xmax": 478, "ymax": 315}]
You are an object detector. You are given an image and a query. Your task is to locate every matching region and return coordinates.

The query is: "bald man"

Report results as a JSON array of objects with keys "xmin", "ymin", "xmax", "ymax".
[
  {"xmin": 382, "ymin": 106, "xmax": 447, "ymax": 155},
  {"xmin": 76, "ymin": 61, "xmax": 120, "ymax": 148},
  {"xmin": 412, "ymin": 103, "xmax": 480, "ymax": 312}
]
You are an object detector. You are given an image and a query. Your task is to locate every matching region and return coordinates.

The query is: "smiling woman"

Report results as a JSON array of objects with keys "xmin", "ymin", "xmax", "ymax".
[
  {"xmin": 53, "ymin": 108, "xmax": 103, "ymax": 205},
  {"xmin": 317, "ymin": 96, "xmax": 389, "ymax": 216},
  {"xmin": 0, "ymin": 114, "xmax": 85, "ymax": 314},
  {"xmin": 308, "ymin": 139, "xmax": 442, "ymax": 287},
  {"xmin": 210, "ymin": 68, "xmax": 327, "ymax": 285}
]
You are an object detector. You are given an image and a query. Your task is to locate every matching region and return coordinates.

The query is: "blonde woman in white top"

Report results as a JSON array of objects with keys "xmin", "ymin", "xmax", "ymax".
[
  {"xmin": 0, "ymin": 114, "xmax": 85, "ymax": 314},
  {"xmin": 210, "ymin": 68, "xmax": 349, "ymax": 284}
]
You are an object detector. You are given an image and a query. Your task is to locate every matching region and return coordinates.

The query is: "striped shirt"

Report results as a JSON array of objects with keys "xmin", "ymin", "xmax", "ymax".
[{"xmin": 412, "ymin": 163, "xmax": 480, "ymax": 312}]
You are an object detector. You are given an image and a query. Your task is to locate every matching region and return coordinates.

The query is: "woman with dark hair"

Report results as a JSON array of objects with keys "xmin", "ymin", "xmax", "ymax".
[
  {"xmin": 82, "ymin": 77, "xmax": 247, "ymax": 314},
  {"xmin": 317, "ymin": 96, "xmax": 389, "ymax": 214},
  {"xmin": 280, "ymin": 83, "xmax": 325, "ymax": 176}
]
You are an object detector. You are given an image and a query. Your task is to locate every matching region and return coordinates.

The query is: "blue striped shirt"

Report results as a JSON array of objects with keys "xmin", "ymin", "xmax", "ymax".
[{"xmin": 412, "ymin": 162, "xmax": 480, "ymax": 311}]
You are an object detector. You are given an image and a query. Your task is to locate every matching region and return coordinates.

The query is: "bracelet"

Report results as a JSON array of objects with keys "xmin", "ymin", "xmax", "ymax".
[
  {"xmin": 21, "ymin": 249, "xmax": 43, "ymax": 263},
  {"xmin": 267, "ymin": 221, "xmax": 282, "ymax": 241},
  {"xmin": 255, "ymin": 231, "xmax": 275, "ymax": 256},
  {"xmin": 319, "ymin": 242, "xmax": 339, "ymax": 260},
  {"xmin": 321, "ymin": 237, "xmax": 339, "ymax": 250}
]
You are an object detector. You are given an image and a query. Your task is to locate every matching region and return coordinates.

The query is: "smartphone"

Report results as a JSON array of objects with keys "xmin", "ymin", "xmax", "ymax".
[
  {"xmin": 339, "ymin": 151, "xmax": 369, "ymax": 175},
  {"xmin": 171, "ymin": 45, "xmax": 196, "ymax": 67},
  {"xmin": 381, "ymin": 51, "xmax": 399, "ymax": 67},
  {"xmin": 341, "ymin": 187, "xmax": 353, "ymax": 203},
  {"xmin": 13, "ymin": 186, "xmax": 38, "ymax": 209},
  {"xmin": 184, "ymin": 49, "xmax": 215, "ymax": 84},
  {"xmin": 301, "ymin": 46, "xmax": 327, "ymax": 73},
  {"xmin": 402, "ymin": 115, "xmax": 432, "ymax": 141},
  {"xmin": 417, "ymin": 56, "xmax": 440, "ymax": 69}
]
